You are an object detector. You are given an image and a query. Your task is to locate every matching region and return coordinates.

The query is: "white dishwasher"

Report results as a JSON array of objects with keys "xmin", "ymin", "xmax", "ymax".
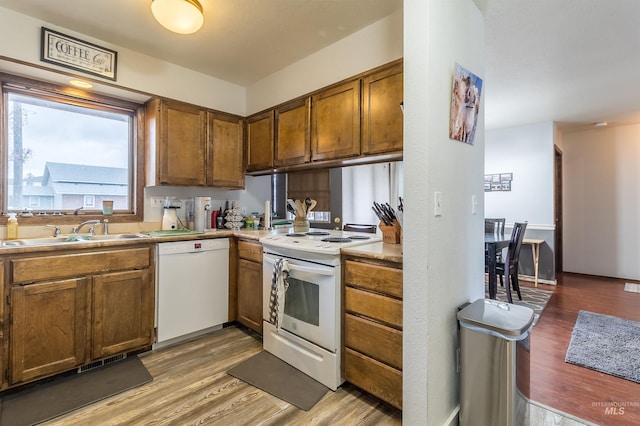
[{"xmin": 155, "ymin": 238, "xmax": 229, "ymax": 348}]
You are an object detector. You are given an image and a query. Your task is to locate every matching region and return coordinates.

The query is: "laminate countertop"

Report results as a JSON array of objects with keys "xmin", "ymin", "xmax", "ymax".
[{"xmin": 341, "ymin": 241, "xmax": 403, "ymax": 264}]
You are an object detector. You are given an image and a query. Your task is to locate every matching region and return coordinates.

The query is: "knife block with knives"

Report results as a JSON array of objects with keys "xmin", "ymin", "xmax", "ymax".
[
  {"xmin": 379, "ymin": 220, "xmax": 402, "ymax": 244},
  {"xmin": 372, "ymin": 201, "xmax": 402, "ymax": 244}
]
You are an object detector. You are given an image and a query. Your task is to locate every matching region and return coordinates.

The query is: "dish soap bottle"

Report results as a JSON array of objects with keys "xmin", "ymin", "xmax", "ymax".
[{"xmin": 7, "ymin": 213, "xmax": 18, "ymax": 240}]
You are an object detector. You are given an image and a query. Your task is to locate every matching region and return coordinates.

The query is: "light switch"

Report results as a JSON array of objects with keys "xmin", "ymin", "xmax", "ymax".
[
  {"xmin": 434, "ymin": 192, "xmax": 442, "ymax": 216},
  {"xmin": 471, "ymin": 195, "xmax": 478, "ymax": 215}
]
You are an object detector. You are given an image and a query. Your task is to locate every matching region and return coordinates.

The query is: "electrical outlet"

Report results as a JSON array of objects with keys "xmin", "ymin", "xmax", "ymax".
[
  {"xmin": 434, "ymin": 192, "xmax": 442, "ymax": 216},
  {"xmin": 151, "ymin": 197, "xmax": 165, "ymax": 208}
]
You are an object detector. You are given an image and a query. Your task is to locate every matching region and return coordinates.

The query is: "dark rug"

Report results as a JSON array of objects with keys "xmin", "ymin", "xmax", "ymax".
[
  {"xmin": 485, "ymin": 284, "xmax": 553, "ymax": 325},
  {"xmin": 0, "ymin": 356, "xmax": 152, "ymax": 426},
  {"xmin": 227, "ymin": 351, "xmax": 329, "ymax": 411},
  {"xmin": 565, "ymin": 310, "xmax": 640, "ymax": 383}
]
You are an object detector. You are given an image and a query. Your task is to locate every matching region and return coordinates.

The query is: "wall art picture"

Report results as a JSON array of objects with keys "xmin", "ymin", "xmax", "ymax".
[
  {"xmin": 41, "ymin": 27, "xmax": 117, "ymax": 80},
  {"xmin": 484, "ymin": 173, "xmax": 513, "ymax": 192},
  {"xmin": 449, "ymin": 63, "xmax": 483, "ymax": 145}
]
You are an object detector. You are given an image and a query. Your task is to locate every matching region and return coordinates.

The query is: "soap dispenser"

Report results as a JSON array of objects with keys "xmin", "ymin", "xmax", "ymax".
[{"xmin": 7, "ymin": 213, "xmax": 18, "ymax": 240}]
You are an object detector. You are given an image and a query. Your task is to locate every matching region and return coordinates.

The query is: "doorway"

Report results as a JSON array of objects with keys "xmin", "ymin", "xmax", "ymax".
[{"xmin": 554, "ymin": 145, "xmax": 563, "ymax": 274}]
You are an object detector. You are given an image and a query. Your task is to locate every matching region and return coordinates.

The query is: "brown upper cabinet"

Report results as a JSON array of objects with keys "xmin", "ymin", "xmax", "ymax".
[
  {"xmin": 208, "ymin": 111, "xmax": 245, "ymax": 188},
  {"xmin": 311, "ymin": 80, "xmax": 361, "ymax": 162},
  {"xmin": 274, "ymin": 97, "xmax": 311, "ymax": 167},
  {"xmin": 146, "ymin": 98, "xmax": 207, "ymax": 186},
  {"xmin": 362, "ymin": 62, "xmax": 404, "ymax": 155},
  {"xmin": 245, "ymin": 59, "xmax": 403, "ymax": 174},
  {"xmin": 146, "ymin": 98, "xmax": 245, "ymax": 188},
  {"xmin": 246, "ymin": 110, "xmax": 274, "ymax": 172}
]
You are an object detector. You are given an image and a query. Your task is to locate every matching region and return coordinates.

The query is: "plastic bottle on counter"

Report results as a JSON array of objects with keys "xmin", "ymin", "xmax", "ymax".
[{"xmin": 7, "ymin": 213, "xmax": 18, "ymax": 240}]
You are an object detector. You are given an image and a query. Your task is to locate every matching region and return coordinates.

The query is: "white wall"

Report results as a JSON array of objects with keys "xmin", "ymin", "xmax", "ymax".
[
  {"xmin": 246, "ymin": 9, "xmax": 403, "ymax": 115},
  {"xmin": 404, "ymin": 1, "xmax": 485, "ymax": 424},
  {"xmin": 0, "ymin": 6, "xmax": 246, "ymax": 115},
  {"xmin": 485, "ymin": 122, "xmax": 555, "ymax": 226},
  {"xmin": 562, "ymin": 124, "xmax": 640, "ymax": 280}
]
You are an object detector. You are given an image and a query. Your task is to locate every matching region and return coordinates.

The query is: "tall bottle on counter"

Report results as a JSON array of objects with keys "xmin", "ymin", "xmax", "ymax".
[
  {"xmin": 6, "ymin": 213, "xmax": 18, "ymax": 240},
  {"xmin": 216, "ymin": 207, "xmax": 224, "ymax": 229},
  {"xmin": 222, "ymin": 200, "xmax": 230, "ymax": 229}
]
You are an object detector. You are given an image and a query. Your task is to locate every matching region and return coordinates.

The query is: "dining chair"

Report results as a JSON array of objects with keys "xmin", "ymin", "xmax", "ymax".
[
  {"xmin": 484, "ymin": 218, "xmax": 506, "ymax": 272},
  {"xmin": 343, "ymin": 223, "xmax": 377, "ymax": 234},
  {"xmin": 496, "ymin": 221, "xmax": 528, "ymax": 303},
  {"xmin": 484, "ymin": 218, "xmax": 505, "ymax": 235}
]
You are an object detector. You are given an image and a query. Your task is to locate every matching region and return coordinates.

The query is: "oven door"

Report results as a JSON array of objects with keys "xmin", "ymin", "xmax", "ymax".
[{"xmin": 263, "ymin": 252, "xmax": 339, "ymax": 352}]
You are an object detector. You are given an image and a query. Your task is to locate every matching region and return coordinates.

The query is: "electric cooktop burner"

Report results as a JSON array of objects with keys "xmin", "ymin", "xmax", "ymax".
[
  {"xmin": 306, "ymin": 231, "xmax": 330, "ymax": 236},
  {"xmin": 348, "ymin": 235, "xmax": 371, "ymax": 240},
  {"xmin": 321, "ymin": 237, "xmax": 353, "ymax": 243},
  {"xmin": 286, "ymin": 233, "xmax": 306, "ymax": 237}
]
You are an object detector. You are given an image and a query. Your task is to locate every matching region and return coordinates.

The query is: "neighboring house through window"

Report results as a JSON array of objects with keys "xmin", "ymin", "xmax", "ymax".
[{"xmin": 1, "ymin": 74, "xmax": 140, "ymax": 216}]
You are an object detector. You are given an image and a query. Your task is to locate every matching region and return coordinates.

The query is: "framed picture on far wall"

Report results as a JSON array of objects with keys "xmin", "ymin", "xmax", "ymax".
[{"xmin": 485, "ymin": 172, "xmax": 513, "ymax": 192}]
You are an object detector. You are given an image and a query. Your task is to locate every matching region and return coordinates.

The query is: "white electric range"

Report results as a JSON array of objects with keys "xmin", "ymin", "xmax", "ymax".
[{"xmin": 259, "ymin": 229, "xmax": 380, "ymax": 390}]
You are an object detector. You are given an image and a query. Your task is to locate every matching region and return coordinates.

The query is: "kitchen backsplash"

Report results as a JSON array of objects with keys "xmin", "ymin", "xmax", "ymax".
[{"xmin": 144, "ymin": 175, "xmax": 272, "ymax": 224}]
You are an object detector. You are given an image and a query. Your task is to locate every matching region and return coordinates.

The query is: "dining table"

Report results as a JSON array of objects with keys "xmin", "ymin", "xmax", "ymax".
[{"xmin": 485, "ymin": 232, "xmax": 511, "ymax": 299}]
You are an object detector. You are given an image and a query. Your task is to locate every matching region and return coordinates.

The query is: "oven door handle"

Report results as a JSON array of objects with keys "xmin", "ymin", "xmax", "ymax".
[{"xmin": 264, "ymin": 256, "xmax": 334, "ymax": 276}]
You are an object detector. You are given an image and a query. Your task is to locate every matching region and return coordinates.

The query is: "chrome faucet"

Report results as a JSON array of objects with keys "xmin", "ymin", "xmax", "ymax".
[
  {"xmin": 72, "ymin": 219, "xmax": 101, "ymax": 235},
  {"xmin": 45, "ymin": 225, "xmax": 62, "ymax": 237}
]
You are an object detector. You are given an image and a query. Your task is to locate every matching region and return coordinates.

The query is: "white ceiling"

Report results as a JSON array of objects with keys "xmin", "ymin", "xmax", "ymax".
[
  {"xmin": 0, "ymin": 0, "xmax": 402, "ymax": 87},
  {"xmin": 484, "ymin": 0, "xmax": 640, "ymax": 130},
  {"xmin": 1, "ymin": 0, "xmax": 639, "ymax": 130}
]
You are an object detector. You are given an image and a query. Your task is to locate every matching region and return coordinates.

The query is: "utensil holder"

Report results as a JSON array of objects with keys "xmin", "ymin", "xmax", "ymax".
[
  {"xmin": 293, "ymin": 218, "xmax": 310, "ymax": 232},
  {"xmin": 379, "ymin": 220, "xmax": 402, "ymax": 244}
]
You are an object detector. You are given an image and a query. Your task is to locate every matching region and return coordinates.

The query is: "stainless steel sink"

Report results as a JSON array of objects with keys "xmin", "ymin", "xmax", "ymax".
[
  {"xmin": 86, "ymin": 233, "xmax": 151, "ymax": 241},
  {"xmin": 2, "ymin": 233, "xmax": 150, "ymax": 247},
  {"xmin": 2, "ymin": 237, "xmax": 71, "ymax": 246}
]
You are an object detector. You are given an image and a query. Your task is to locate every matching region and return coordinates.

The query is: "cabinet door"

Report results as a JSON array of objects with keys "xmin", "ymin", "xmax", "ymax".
[
  {"xmin": 208, "ymin": 112, "xmax": 245, "ymax": 188},
  {"xmin": 362, "ymin": 63, "xmax": 404, "ymax": 155},
  {"xmin": 237, "ymin": 259, "xmax": 263, "ymax": 334},
  {"xmin": 311, "ymin": 80, "xmax": 361, "ymax": 161},
  {"xmin": 246, "ymin": 110, "xmax": 274, "ymax": 172},
  {"xmin": 275, "ymin": 97, "xmax": 311, "ymax": 167},
  {"xmin": 0, "ymin": 260, "xmax": 4, "ymax": 390},
  {"xmin": 10, "ymin": 278, "xmax": 89, "ymax": 384},
  {"xmin": 158, "ymin": 99, "xmax": 207, "ymax": 186},
  {"xmin": 92, "ymin": 269, "xmax": 154, "ymax": 359}
]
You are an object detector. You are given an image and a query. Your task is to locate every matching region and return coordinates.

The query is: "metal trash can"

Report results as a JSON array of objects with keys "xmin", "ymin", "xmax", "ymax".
[{"xmin": 457, "ymin": 299, "xmax": 534, "ymax": 426}]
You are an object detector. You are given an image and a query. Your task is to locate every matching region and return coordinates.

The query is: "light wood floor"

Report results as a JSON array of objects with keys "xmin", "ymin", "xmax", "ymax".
[
  {"xmin": 40, "ymin": 273, "xmax": 639, "ymax": 425},
  {"xmin": 43, "ymin": 326, "xmax": 402, "ymax": 425},
  {"xmin": 529, "ymin": 273, "xmax": 640, "ymax": 426}
]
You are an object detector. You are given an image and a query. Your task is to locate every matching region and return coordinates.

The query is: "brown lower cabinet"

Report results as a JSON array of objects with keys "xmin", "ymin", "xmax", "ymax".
[
  {"xmin": 6, "ymin": 246, "xmax": 155, "ymax": 388},
  {"xmin": 342, "ymin": 256, "xmax": 403, "ymax": 410},
  {"xmin": 236, "ymin": 240, "xmax": 263, "ymax": 334}
]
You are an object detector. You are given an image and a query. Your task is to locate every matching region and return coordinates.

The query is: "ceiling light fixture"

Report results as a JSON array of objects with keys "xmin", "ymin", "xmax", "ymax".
[
  {"xmin": 69, "ymin": 80, "xmax": 93, "ymax": 89},
  {"xmin": 151, "ymin": 0, "xmax": 204, "ymax": 34}
]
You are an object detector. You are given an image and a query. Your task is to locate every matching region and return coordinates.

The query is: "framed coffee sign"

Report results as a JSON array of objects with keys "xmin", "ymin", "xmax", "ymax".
[{"xmin": 41, "ymin": 27, "xmax": 117, "ymax": 81}]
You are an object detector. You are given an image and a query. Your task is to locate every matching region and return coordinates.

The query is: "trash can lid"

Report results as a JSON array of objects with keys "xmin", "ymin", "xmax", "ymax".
[{"xmin": 457, "ymin": 299, "xmax": 534, "ymax": 337}]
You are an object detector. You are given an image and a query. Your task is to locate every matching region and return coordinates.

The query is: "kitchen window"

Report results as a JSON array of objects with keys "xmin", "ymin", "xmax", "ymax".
[{"xmin": 1, "ymin": 73, "xmax": 144, "ymax": 222}]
